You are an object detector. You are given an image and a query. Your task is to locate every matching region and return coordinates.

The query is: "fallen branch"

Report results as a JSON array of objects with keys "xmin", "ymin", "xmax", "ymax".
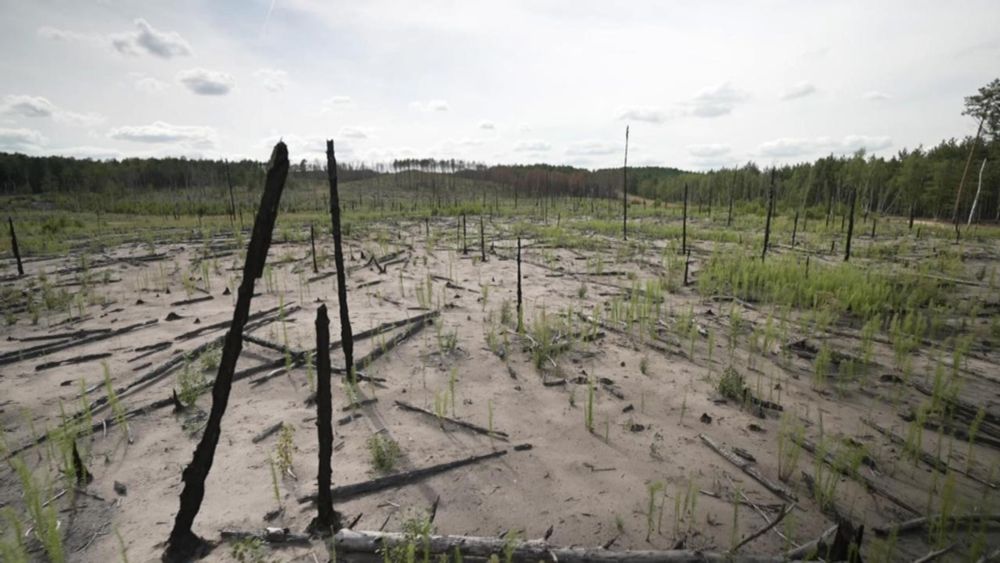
[
  {"xmin": 731, "ymin": 504, "xmax": 794, "ymax": 552},
  {"xmin": 395, "ymin": 400, "xmax": 509, "ymax": 440},
  {"xmin": 0, "ymin": 319, "xmax": 157, "ymax": 366},
  {"xmin": 873, "ymin": 513, "xmax": 1000, "ymax": 537},
  {"xmin": 699, "ymin": 433, "xmax": 796, "ymax": 503}
]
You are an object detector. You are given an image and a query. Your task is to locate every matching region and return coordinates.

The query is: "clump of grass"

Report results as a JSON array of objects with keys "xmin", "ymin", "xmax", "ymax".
[
  {"xmin": 367, "ymin": 434, "xmax": 401, "ymax": 473},
  {"xmin": 177, "ymin": 355, "xmax": 207, "ymax": 407},
  {"xmin": 716, "ymin": 366, "xmax": 745, "ymax": 401},
  {"xmin": 275, "ymin": 423, "xmax": 296, "ymax": 478},
  {"xmin": 777, "ymin": 413, "xmax": 804, "ymax": 482}
]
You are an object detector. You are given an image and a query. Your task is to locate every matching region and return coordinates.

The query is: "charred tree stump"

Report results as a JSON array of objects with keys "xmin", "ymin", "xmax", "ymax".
[
  {"xmin": 683, "ymin": 250, "xmax": 690, "ymax": 287},
  {"xmin": 682, "ymin": 183, "xmax": 688, "ymax": 255},
  {"xmin": 791, "ymin": 210, "xmax": 799, "ymax": 247},
  {"xmin": 622, "ymin": 125, "xmax": 629, "ymax": 241},
  {"xmin": 327, "ymin": 141, "xmax": 355, "ymax": 384},
  {"xmin": 761, "ymin": 171, "xmax": 774, "ymax": 262},
  {"xmin": 516, "ymin": 237, "xmax": 523, "ymax": 333},
  {"xmin": 164, "ymin": 141, "xmax": 289, "ymax": 563},
  {"xmin": 310, "ymin": 224, "xmax": 319, "ymax": 274},
  {"xmin": 844, "ymin": 187, "xmax": 857, "ymax": 262},
  {"xmin": 311, "ymin": 304, "xmax": 341, "ymax": 533},
  {"xmin": 870, "ymin": 214, "xmax": 877, "ymax": 240},
  {"xmin": 72, "ymin": 441, "xmax": 93, "ymax": 485},
  {"xmin": 8, "ymin": 217, "xmax": 23, "ymax": 277}
]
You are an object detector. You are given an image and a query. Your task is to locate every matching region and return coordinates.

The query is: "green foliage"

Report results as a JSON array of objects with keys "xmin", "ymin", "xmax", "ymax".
[
  {"xmin": 177, "ymin": 355, "xmax": 207, "ymax": 407},
  {"xmin": 367, "ymin": 434, "xmax": 402, "ymax": 473},
  {"xmin": 716, "ymin": 366, "xmax": 745, "ymax": 401},
  {"xmin": 275, "ymin": 423, "xmax": 295, "ymax": 477}
]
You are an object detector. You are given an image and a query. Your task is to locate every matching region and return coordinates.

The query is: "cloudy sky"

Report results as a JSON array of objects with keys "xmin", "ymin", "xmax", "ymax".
[{"xmin": 0, "ymin": 0, "xmax": 997, "ymax": 170}]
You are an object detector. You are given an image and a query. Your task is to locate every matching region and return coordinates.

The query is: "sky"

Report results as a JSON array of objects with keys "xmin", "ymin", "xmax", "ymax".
[{"xmin": 0, "ymin": 0, "xmax": 997, "ymax": 170}]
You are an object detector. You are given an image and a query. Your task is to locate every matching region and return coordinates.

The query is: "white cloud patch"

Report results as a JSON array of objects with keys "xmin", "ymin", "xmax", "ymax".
[
  {"xmin": 111, "ymin": 19, "xmax": 192, "ymax": 58},
  {"xmin": 687, "ymin": 144, "xmax": 731, "ymax": 158},
  {"xmin": 177, "ymin": 68, "xmax": 235, "ymax": 95},
  {"xmin": 338, "ymin": 126, "xmax": 369, "ymax": 139},
  {"xmin": 0, "ymin": 127, "xmax": 46, "ymax": 151},
  {"xmin": 758, "ymin": 135, "xmax": 892, "ymax": 158},
  {"xmin": 109, "ymin": 121, "xmax": 216, "ymax": 147},
  {"xmin": 862, "ymin": 91, "xmax": 891, "ymax": 101},
  {"xmin": 56, "ymin": 146, "xmax": 121, "ymax": 160},
  {"xmin": 478, "ymin": 120, "xmax": 496, "ymax": 130},
  {"xmin": 685, "ymin": 82, "xmax": 750, "ymax": 117},
  {"xmin": 253, "ymin": 68, "xmax": 288, "ymax": 92},
  {"xmin": 134, "ymin": 76, "xmax": 169, "ymax": 93},
  {"xmin": 617, "ymin": 106, "xmax": 669, "ymax": 124},
  {"xmin": 780, "ymin": 81, "xmax": 817, "ymax": 100},
  {"xmin": 410, "ymin": 99, "xmax": 449, "ymax": 112},
  {"xmin": 513, "ymin": 140, "xmax": 551, "ymax": 152},
  {"xmin": 37, "ymin": 26, "xmax": 93, "ymax": 42},
  {"xmin": 1, "ymin": 95, "xmax": 57, "ymax": 117},
  {"xmin": 566, "ymin": 140, "xmax": 619, "ymax": 156},
  {"xmin": 55, "ymin": 111, "xmax": 105, "ymax": 127}
]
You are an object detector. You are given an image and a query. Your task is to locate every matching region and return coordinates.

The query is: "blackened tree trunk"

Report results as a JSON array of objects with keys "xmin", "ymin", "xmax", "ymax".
[
  {"xmin": 164, "ymin": 142, "xmax": 289, "ymax": 562},
  {"xmin": 327, "ymin": 141, "xmax": 355, "ymax": 383},
  {"xmin": 8, "ymin": 217, "xmax": 23, "ymax": 276},
  {"xmin": 909, "ymin": 203, "xmax": 916, "ymax": 230},
  {"xmin": 844, "ymin": 187, "xmax": 857, "ymax": 262},
  {"xmin": 727, "ymin": 171, "xmax": 736, "ymax": 227},
  {"xmin": 312, "ymin": 304, "xmax": 340, "ymax": 532},
  {"xmin": 622, "ymin": 126, "xmax": 629, "ymax": 241},
  {"xmin": 516, "ymin": 237, "xmax": 523, "ymax": 333},
  {"xmin": 791, "ymin": 211, "xmax": 799, "ymax": 247},
  {"xmin": 871, "ymin": 214, "xmax": 877, "ymax": 240},
  {"xmin": 462, "ymin": 214, "xmax": 468, "ymax": 254},
  {"xmin": 682, "ymin": 183, "xmax": 688, "ymax": 255},
  {"xmin": 761, "ymin": 171, "xmax": 774, "ymax": 262},
  {"xmin": 479, "ymin": 216, "xmax": 486, "ymax": 262},
  {"xmin": 225, "ymin": 160, "xmax": 237, "ymax": 229},
  {"xmin": 310, "ymin": 224, "xmax": 319, "ymax": 274}
]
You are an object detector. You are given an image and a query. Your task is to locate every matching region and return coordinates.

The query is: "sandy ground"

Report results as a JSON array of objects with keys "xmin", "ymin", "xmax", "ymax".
[{"xmin": 1, "ymin": 216, "xmax": 998, "ymax": 562}]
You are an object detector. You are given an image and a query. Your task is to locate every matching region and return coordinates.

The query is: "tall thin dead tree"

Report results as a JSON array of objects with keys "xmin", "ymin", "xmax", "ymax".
[
  {"xmin": 622, "ymin": 125, "xmax": 629, "ymax": 241},
  {"xmin": 952, "ymin": 118, "xmax": 985, "ymax": 241},
  {"xmin": 164, "ymin": 141, "xmax": 289, "ymax": 562},
  {"xmin": 479, "ymin": 216, "xmax": 486, "ymax": 262},
  {"xmin": 726, "ymin": 170, "xmax": 736, "ymax": 227},
  {"xmin": 8, "ymin": 217, "xmax": 23, "ymax": 277},
  {"xmin": 682, "ymin": 183, "xmax": 689, "ymax": 255},
  {"xmin": 225, "ymin": 160, "xmax": 237, "ymax": 229},
  {"xmin": 844, "ymin": 186, "xmax": 857, "ymax": 262},
  {"xmin": 327, "ymin": 140, "xmax": 355, "ymax": 382},
  {"xmin": 312, "ymin": 304, "xmax": 341, "ymax": 532},
  {"xmin": 310, "ymin": 224, "xmax": 319, "ymax": 274},
  {"xmin": 516, "ymin": 237, "xmax": 523, "ymax": 333},
  {"xmin": 761, "ymin": 171, "xmax": 774, "ymax": 262}
]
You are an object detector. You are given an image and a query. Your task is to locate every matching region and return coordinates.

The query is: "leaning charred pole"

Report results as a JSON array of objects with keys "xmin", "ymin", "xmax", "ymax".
[
  {"xmin": 622, "ymin": 125, "xmax": 630, "ymax": 241},
  {"xmin": 311, "ymin": 304, "xmax": 341, "ymax": 532},
  {"xmin": 761, "ymin": 170, "xmax": 775, "ymax": 262},
  {"xmin": 516, "ymin": 237, "xmax": 523, "ymax": 333},
  {"xmin": 844, "ymin": 186, "xmax": 857, "ymax": 262},
  {"xmin": 681, "ymin": 183, "xmax": 689, "ymax": 255},
  {"xmin": 479, "ymin": 216, "xmax": 486, "ymax": 262},
  {"xmin": 225, "ymin": 160, "xmax": 237, "ymax": 229},
  {"xmin": 310, "ymin": 224, "xmax": 319, "ymax": 274},
  {"xmin": 164, "ymin": 141, "xmax": 289, "ymax": 562},
  {"xmin": 8, "ymin": 217, "xmax": 23, "ymax": 277},
  {"xmin": 327, "ymin": 140, "xmax": 355, "ymax": 383}
]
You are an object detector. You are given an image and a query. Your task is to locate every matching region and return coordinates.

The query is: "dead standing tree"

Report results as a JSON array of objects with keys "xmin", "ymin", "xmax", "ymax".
[
  {"xmin": 311, "ymin": 304, "xmax": 341, "ymax": 532},
  {"xmin": 761, "ymin": 170, "xmax": 774, "ymax": 262},
  {"xmin": 8, "ymin": 216, "xmax": 23, "ymax": 276},
  {"xmin": 164, "ymin": 141, "xmax": 289, "ymax": 562},
  {"xmin": 327, "ymin": 140, "xmax": 355, "ymax": 383},
  {"xmin": 844, "ymin": 186, "xmax": 857, "ymax": 262},
  {"xmin": 622, "ymin": 125, "xmax": 629, "ymax": 241}
]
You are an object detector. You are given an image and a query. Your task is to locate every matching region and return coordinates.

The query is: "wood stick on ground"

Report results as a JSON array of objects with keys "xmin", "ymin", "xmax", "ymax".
[
  {"xmin": 299, "ymin": 449, "xmax": 513, "ymax": 503},
  {"xmin": 699, "ymin": 433, "xmax": 797, "ymax": 503},
  {"xmin": 164, "ymin": 141, "xmax": 289, "ymax": 563},
  {"xmin": 0, "ymin": 318, "xmax": 157, "ymax": 366},
  {"xmin": 395, "ymin": 400, "xmax": 509, "ymax": 440},
  {"xmin": 335, "ymin": 529, "xmax": 803, "ymax": 563},
  {"xmin": 731, "ymin": 504, "xmax": 793, "ymax": 552},
  {"xmin": 873, "ymin": 513, "xmax": 1000, "ymax": 537},
  {"xmin": 251, "ymin": 422, "xmax": 284, "ymax": 444},
  {"xmin": 913, "ymin": 544, "xmax": 954, "ymax": 563},
  {"xmin": 723, "ymin": 474, "xmax": 795, "ymax": 547}
]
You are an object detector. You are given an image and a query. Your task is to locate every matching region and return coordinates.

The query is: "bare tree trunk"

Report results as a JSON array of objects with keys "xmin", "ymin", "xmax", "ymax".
[
  {"xmin": 164, "ymin": 142, "xmax": 289, "ymax": 562},
  {"xmin": 791, "ymin": 210, "xmax": 799, "ymax": 247},
  {"xmin": 327, "ymin": 141, "xmax": 354, "ymax": 384},
  {"xmin": 310, "ymin": 224, "xmax": 319, "ymax": 274},
  {"xmin": 311, "ymin": 304, "xmax": 341, "ymax": 532},
  {"xmin": 8, "ymin": 217, "xmax": 23, "ymax": 276},
  {"xmin": 968, "ymin": 158, "xmax": 987, "ymax": 226},
  {"xmin": 479, "ymin": 216, "xmax": 486, "ymax": 262},
  {"xmin": 225, "ymin": 160, "xmax": 237, "ymax": 229},
  {"xmin": 682, "ymin": 183, "xmax": 688, "ymax": 255},
  {"xmin": 516, "ymin": 237, "xmax": 523, "ymax": 332},
  {"xmin": 844, "ymin": 187, "xmax": 857, "ymax": 262},
  {"xmin": 761, "ymin": 171, "xmax": 774, "ymax": 262},
  {"xmin": 622, "ymin": 126, "xmax": 629, "ymax": 241},
  {"xmin": 953, "ymin": 118, "xmax": 985, "ymax": 241},
  {"xmin": 727, "ymin": 170, "xmax": 736, "ymax": 227}
]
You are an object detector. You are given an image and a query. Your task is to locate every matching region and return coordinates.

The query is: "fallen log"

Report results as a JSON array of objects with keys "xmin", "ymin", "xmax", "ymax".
[
  {"xmin": 299, "ymin": 448, "xmax": 514, "ymax": 504},
  {"xmin": 170, "ymin": 295, "xmax": 214, "ymax": 307},
  {"xmin": 873, "ymin": 513, "xmax": 1000, "ymax": 537},
  {"xmin": 35, "ymin": 352, "xmax": 113, "ymax": 371},
  {"xmin": 173, "ymin": 303, "xmax": 289, "ymax": 341},
  {"xmin": 334, "ymin": 529, "xmax": 806, "ymax": 563},
  {"xmin": 0, "ymin": 319, "xmax": 157, "ymax": 366},
  {"xmin": 251, "ymin": 422, "xmax": 284, "ymax": 444},
  {"xmin": 220, "ymin": 527, "xmax": 310, "ymax": 545},
  {"xmin": 698, "ymin": 433, "xmax": 796, "ymax": 503},
  {"xmin": 13, "ymin": 328, "xmax": 111, "ymax": 343},
  {"xmin": 395, "ymin": 400, "xmax": 509, "ymax": 440}
]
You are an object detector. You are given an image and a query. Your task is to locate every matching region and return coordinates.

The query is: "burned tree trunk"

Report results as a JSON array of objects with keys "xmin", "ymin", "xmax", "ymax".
[
  {"xmin": 164, "ymin": 142, "xmax": 289, "ymax": 562},
  {"xmin": 727, "ymin": 171, "xmax": 736, "ymax": 227},
  {"xmin": 761, "ymin": 172, "xmax": 774, "ymax": 262},
  {"xmin": 225, "ymin": 160, "xmax": 237, "ymax": 229},
  {"xmin": 682, "ymin": 183, "xmax": 688, "ymax": 255},
  {"xmin": 479, "ymin": 216, "xmax": 486, "ymax": 262},
  {"xmin": 327, "ymin": 141, "xmax": 355, "ymax": 383},
  {"xmin": 311, "ymin": 304, "xmax": 341, "ymax": 532},
  {"xmin": 462, "ymin": 214, "xmax": 468, "ymax": 254},
  {"xmin": 622, "ymin": 125, "xmax": 629, "ymax": 241},
  {"xmin": 844, "ymin": 186, "xmax": 857, "ymax": 262},
  {"xmin": 310, "ymin": 224, "xmax": 319, "ymax": 274},
  {"xmin": 791, "ymin": 210, "xmax": 799, "ymax": 247},
  {"xmin": 8, "ymin": 217, "xmax": 23, "ymax": 277},
  {"xmin": 516, "ymin": 237, "xmax": 523, "ymax": 333}
]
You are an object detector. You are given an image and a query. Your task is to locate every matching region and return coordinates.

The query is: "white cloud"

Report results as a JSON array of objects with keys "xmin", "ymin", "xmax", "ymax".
[
  {"xmin": 780, "ymin": 81, "xmax": 817, "ymax": 100},
  {"xmin": 0, "ymin": 127, "xmax": 46, "ymax": 151},
  {"xmin": 478, "ymin": 120, "xmax": 496, "ymax": 130},
  {"xmin": 177, "ymin": 68, "xmax": 235, "ymax": 95},
  {"xmin": 410, "ymin": 99, "xmax": 449, "ymax": 112},
  {"xmin": 862, "ymin": 91, "xmax": 891, "ymax": 101},
  {"xmin": 134, "ymin": 76, "xmax": 169, "ymax": 93},
  {"xmin": 326, "ymin": 96, "xmax": 352, "ymax": 105},
  {"xmin": 687, "ymin": 144, "xmax": 731, "ymax": 158},
  {"xmin": 111, "ymin": 19, "xmax": 192, "ymax": 58},
  {"xmin": 757, "ymin": 135, "xmax": 892, "ymax": 158},
  {"xmin": 37, "ymin": 26, "xmax": 92, "ymax": 42},
  {"xmin": 685, "ymin": 82, "xmax": 749, "ymax": 117},
  {"xmin": 566, "ymin": 140, "xmax": 619, "ymax": 156},
  {"xmin": 109, "ymin": 121, "xmax": 216, "ymax": 146},
  {"xmin": 55, "ymin": 146, "xmax": 121, "ymax": 160},
  {"xmin": 253, "ymin": 68, "xmax": 288, "ymax": 92},
  {"xmin": 513, "ymin": 140, "xmax": 551, "ymax": 152},
  {"xmin": 338, "ymin": 126, "xmax": 369, "ymax": 139},
  {"xmin": 617, "ymin": 106, "xmax": 668, "ymax": 124},
  {"xmin": 1, "ymin": 95, "xmax": 56, "ymax": 117},
  {"xmin": 55, "ymin": 111, "xmax": 105, "ymax": 127}
]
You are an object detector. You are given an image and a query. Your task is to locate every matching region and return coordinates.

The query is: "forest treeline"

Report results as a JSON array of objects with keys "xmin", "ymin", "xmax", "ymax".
[{"xmin": 0, "ymin": 135, "xmax": 996, "ymax": 222}]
